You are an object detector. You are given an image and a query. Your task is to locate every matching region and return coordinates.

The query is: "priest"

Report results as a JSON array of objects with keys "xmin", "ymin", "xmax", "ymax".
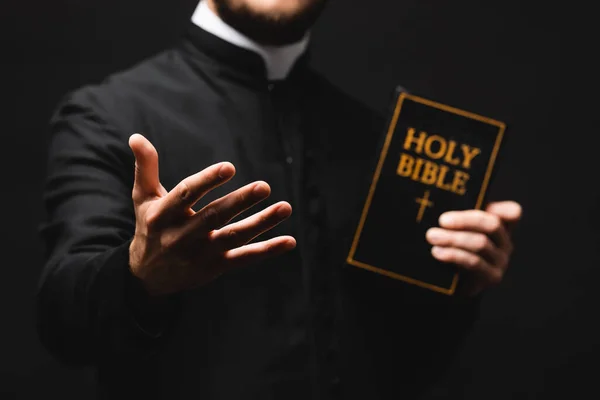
[{"xmin": 37, "ymin": 0, "xmax": 522, "ymax": 399}]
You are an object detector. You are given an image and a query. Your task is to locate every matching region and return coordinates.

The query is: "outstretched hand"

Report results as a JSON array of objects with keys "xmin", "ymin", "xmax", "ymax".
[{"xmin": 128, "ymin": 133, "xmax": 296, "ymax": 296}]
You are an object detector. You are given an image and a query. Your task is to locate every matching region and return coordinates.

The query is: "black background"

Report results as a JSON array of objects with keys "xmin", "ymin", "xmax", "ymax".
[{"xmin": 2, "ymin": 0, "xmax": 599, "ymax": 398}]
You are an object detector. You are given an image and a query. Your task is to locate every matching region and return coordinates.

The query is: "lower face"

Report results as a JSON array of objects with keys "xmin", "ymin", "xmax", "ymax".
[
  {"xmin": 214, "ymin": 0, "xmax": 324, "ymax": 21},
  {"xmin": 209, "ymin": 0, "xmax": 328, "ymax": 45}
]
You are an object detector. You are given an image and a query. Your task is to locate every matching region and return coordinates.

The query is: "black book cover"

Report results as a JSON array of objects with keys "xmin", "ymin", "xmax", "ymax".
[{"xmin": 347, "ymin": 89, "xmax": 506, "ymax": 295}]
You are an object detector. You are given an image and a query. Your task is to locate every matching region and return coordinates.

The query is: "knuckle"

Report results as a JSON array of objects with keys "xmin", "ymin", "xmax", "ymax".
[
  {"xmin": 226, "ymin": 229, "xmax": 238, "ymax": 243},
  {"xmin": 200, "ymin": 206, "xmax": 220, "ymax": 227},
  {"xmin": 263, "ymin": 241, "xmax": 275, "ymax": 253},
  {"xmin": 236, "ymin": 190, "xmax": 247, "ymax": 205},
  {"xmin": 258, "ymin": 212, "xmax": 270, "ymax": 226},
  {"xmin": 474, "ymin": 210, "xmax": 488, "ymax": 227},
  {"xmin": 465, "ymin": 254, "xmax": 480, "ymax": 269},
  {"xmin": 472, "ymin": 234, "xmax": 490, "ymax": 252},
  {"xmin": 178, "ymin": 181, "xmax": 191, "ymax": 201},
  {"xmin": 131, "ymin": 187, "xmax": 143, "ymax": 203},
  {"xmin": 211, "ymin": 165, "xmax": 224, "ymax": 182},
  {"xmin": 143, "ymin": 209, "xmax": 162, "ymax": 230},
  {"xmin": 487, "ymin": 215, "xmax": 502, "ymax": 233},
  {"xmin": 490, "ymin": 269, "xmax": 504, "ymax": 285},
  {"xmin": 160, "ymin": 232, "xmax": 178, "ymax": 250}
]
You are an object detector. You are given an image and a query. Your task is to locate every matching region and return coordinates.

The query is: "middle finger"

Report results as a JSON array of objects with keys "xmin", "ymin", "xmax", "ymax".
[
  {"xmin": 426, "ymin": 227, "xmax": 504, "ymax": 265},
  {"xmin": 190, "ymin": 181, "xmax": 272, "ymax": 234}
]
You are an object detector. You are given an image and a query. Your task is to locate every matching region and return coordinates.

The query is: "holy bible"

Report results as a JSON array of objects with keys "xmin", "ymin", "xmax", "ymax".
[{"xmin": 347, "ymin": 88, "xmax": 506, "ymax": 295}]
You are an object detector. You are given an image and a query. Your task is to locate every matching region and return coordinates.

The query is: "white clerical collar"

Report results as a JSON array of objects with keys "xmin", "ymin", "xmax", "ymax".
[{"xmin": 191, "ymin": 1, "xmax": 309, "ymax": 80}]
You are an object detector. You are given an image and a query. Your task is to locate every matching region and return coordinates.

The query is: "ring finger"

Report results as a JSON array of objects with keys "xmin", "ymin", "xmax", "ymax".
[
  {"xmin": 210, "ymin": 201, "xmax": 292, "ymax": 250},
  {"xmin": 189, "ymin": 181, "xmax": 272, "ymax": 236},
  {"xmin": 431, "ymin": 246, "xmax": 502, "ymax": 285}
]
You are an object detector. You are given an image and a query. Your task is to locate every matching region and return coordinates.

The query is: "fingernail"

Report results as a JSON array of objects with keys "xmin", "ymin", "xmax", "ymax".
[
  {"xmin": 439, "ymin": 213, "xmax": 454, "ymax": 226},
  {"xmin": 284, "ymin": 238, "xmax": 297, "ymax": 250},
  {"xmin": 253, "ymin": 182, "xmax": 269, "ymax": 196},
  {"xmin": 277, "ymin": 205, "xmax": 291, "ymax": 217},
  {"xmin": 218, "ymin": 163, "xmax": 232, "ymax": 178},
  {"xmin": 426, "ymin": 228, "xmax": 443, "ymax": 241},
  {"xmin": 431, "ymin": 246, "xmax": 444, "ymax": 257}
]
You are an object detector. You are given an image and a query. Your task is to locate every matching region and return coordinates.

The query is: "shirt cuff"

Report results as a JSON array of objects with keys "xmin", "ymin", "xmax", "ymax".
[{"xmin": 99, "ymin": 239, "xmax": 181, "ymax": 340}]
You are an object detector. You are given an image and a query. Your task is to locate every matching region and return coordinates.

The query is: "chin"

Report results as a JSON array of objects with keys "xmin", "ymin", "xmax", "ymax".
[
  {"xmin": 240, "ymin": 0, "xmax": 320, "ymax": 19},
  {"xmin": 212, "ymin": 0, "xmax": 328, "ymax": 45}
]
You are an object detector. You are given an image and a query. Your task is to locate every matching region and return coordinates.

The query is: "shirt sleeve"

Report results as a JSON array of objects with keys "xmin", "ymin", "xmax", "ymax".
[{"xmin": 36, "ymin": 90, "xmax": 181, "ymax": 366}]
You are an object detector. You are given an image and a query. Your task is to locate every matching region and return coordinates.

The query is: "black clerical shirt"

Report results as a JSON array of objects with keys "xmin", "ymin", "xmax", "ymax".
[{"xmin": 37, "ymin": 24, "xmax": 480, "ymax": 400}]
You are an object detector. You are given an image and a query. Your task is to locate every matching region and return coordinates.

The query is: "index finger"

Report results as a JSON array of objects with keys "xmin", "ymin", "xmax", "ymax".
[{"xmin": 158, "ymin": 162, "xmax": 236, "ymax": 218}]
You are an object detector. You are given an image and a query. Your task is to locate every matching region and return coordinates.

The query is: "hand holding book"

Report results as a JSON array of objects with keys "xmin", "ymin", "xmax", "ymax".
[
  {"xmin": 347, "ymin": 89, "xmax": 522, "ymax": 295},
  {"xmin": 426, "ymin": 201, "xmax": 521, "ymax": 296}
]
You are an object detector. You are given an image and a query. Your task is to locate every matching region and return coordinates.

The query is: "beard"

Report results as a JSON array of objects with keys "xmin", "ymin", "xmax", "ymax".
[{"xmin": 211, "ymin": 0, "xmax": 328, "ymax": 46}]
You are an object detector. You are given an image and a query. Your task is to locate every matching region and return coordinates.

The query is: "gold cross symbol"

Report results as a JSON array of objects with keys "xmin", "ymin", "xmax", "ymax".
[{"xmin": 415, "ymin": 190, "xmax": 434, "ymax": 223}]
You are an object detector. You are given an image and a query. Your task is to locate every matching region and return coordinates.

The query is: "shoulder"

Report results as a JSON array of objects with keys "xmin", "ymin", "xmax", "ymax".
[
  {"xmin": 46, "ymin": 48, "xmax": 199, "ymax": 176},
  {"xmin": 52, "ymin": 45, "xmax": 199, "ymax": 141}
]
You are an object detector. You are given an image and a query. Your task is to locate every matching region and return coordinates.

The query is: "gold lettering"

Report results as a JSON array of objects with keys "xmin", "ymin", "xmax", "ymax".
[
  {"xmin": 435, "ymin": 164, "xmax": 453, "ymax": 191},
  {"xmin": 420, "ymin": 161, "xmax": 438, "ymax": 185},
  {"xmin": 396, "ymin": 153, "xmax": 414, "ymax": 177},
  {"xmin": 443, "ymin": 140, "xmax": 461, "ymax": 166},
  {"xmin": 451, "ymin": 170, "xmax": 469, "ymax": 195},
  {"xmin": 404, "ymin": 127, "xmax": 426, "ymax": 153},
  {"xmin": 411, "ymin": 157, "xmax": 424, "ymax": 181},
  {"xmin": 396, "ymin": 148, "xmax": 472, "ymax": 196},
  {"xmin": 424, "ymin": 135, "xmax": 447, "ymax": 159},
  {"xmin": 461, "ymin": 145, "xmax": 481, "ymax": 169}
]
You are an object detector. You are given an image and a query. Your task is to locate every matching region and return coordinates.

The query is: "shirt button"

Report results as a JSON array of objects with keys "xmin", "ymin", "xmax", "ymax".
[{"xmin": 286, "ymin": 156, "xmax": 293, "ymax": 164}]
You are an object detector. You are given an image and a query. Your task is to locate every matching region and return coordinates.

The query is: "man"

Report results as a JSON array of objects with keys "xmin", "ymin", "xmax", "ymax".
[{"xmin": 37, "ymin": 0, "xmax": 522, "ymax": 399}]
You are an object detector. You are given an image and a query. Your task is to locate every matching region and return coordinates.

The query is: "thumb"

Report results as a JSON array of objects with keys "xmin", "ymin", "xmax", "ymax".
[
  {"xmin": 129, "ymin": 133, "xmax": 161, "ymax": 201},
  {"xmin": 486, "ymin": 200, "xmax": 522, "ymax": 232}
]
